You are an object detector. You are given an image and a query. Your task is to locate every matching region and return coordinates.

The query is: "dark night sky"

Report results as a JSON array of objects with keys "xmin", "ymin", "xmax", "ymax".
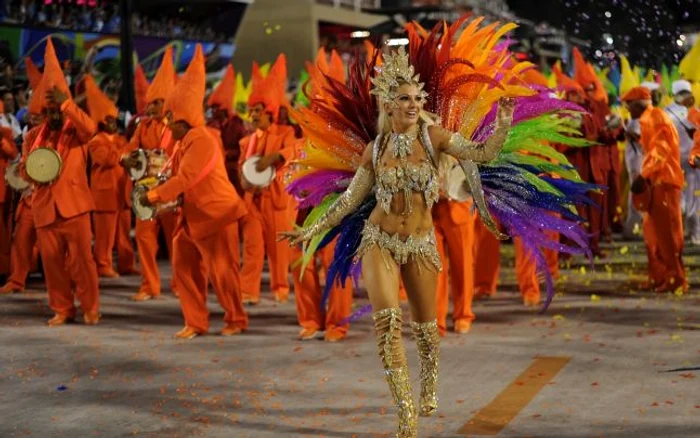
[{"xmin": 507, "ymin": 0, "xmax": 700, "ymax": 67}]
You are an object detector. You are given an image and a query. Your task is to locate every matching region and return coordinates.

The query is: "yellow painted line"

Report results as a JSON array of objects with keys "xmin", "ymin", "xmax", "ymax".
[{"xmin": 458, "ymin": 356, "xmax": 571, "ymax": 436}]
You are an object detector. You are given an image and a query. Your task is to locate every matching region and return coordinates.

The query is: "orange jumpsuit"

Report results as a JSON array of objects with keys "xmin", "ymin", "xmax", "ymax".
[
  {"xmin": 22, "ymin": 100, "xmax": 100, "ymax": 318},
  {"xmin": 124, "ymin": 117, "xmax": 178, "ymax": 296},
  {"xmin": 238, "ymin": 124, "xmax": 296, "ymax": 302},
  {"xmin": 433, "ymin": 199, "xmax": 476, "ymax": 335},
  {"xmin": 4, "ymin": 195, "xmax": 38, "ymax": 291},
  {"xmin": 638, "ymin": 106, "xmax": 686, "ymax": 291},
  {"xmin": 473, "ymin": 217, "xmax": 559, "ymax": 304},
  {"xmin": 88, "ymin": 132, "xmax": 135, "ymax": 276},
  {"xmin": 0, "ymin": 132, "xmax": 18, "ymax": 276},
  {"xmin": 291, "ymin": 239, "xmax": 353, "ymax": 338},
  {"xmin": 149, "ymin": 126, "xmax": 248, "ymax": 332}
]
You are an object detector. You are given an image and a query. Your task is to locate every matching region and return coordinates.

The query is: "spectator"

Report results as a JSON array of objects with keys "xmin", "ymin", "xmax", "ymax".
[{"xmin": 0, "ymin": 88, "xmax": 22, "ymax": 139}]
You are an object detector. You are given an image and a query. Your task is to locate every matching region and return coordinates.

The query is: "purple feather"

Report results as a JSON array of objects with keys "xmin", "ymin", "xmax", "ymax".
[{"xmin": 287, "ymin": 170, "xmax": 354, "ymax": 208}]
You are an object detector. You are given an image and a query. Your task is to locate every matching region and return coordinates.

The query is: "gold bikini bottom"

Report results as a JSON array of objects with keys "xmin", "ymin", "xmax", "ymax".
[{"xmin": 356, "ymin": 221, "xmax": 442, "ymax": 272}]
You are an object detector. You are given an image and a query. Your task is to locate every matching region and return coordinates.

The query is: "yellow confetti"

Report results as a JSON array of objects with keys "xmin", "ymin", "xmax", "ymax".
[
  {"xmin": 274, "ymin": 24, "xmax": 281, "ymax": 30},
  {"xmin": 670, "ymin": 334, "xmax": 683, "ymax": 342},
  {"xmin": 580, "ymin": 266, "xmax": 587, "ymax": 274},
  {"xmin": 563, "ymin": 333, "xmax": 572, "ymax": 340},
  {"xmin": 265, "ymin": 28, "xmax": 273, "ymax": 35},
  {"xmin": 591, "ymin": 294, "xmax": 601, "ymax": 302},
  {"xmin": 633, "ymin": 223, "xmax": 641, "ymax": 235},
  {"xmin": 553, "ymin": 314, "xmax": 566, "ymax": 321},
  {"xmin": 643, "ymin": 322, "xmax": 649, "ymax": 327},
  {"xmin": 620, "ymin": 246, "xmax": 629, "ymax": 255},
  {"xmin": 674, "ymin": 288, "xmax": 685, "ymax": 297},
  {"xmin": 616, "ymin": 206, "xmax": 623, "ymax": 214}
]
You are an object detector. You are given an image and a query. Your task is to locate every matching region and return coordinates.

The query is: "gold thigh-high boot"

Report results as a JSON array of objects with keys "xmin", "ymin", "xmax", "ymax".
[
  {"xmin": 373, "ymin": 308, "xmax": 417, "ymax": 438},
  {"xmin": 411, "ymin": 320, "xmax": 439, "ymax": 417}
]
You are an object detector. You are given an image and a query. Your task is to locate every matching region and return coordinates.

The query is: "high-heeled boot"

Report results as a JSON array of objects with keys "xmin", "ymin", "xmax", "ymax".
[
  {"xmin": 411, "ymin": 319, "xmax": 439, "ymax": 417},
  {"xmin": 373, "ymin": 308, "xmax": 418, "ymax": 438}
]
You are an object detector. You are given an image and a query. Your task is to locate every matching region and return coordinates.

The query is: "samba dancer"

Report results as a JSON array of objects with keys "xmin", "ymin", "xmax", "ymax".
[
  {"xmin": 138, "ymin": 45, "xmax": 248, "ymax": 340},
  {"xmin": 19, "ymin": 38, "xmax": 100, "ymax": 325},
  {"xmin": 282, "ymin": 16, "xmax": 595, "ymax": 433}
]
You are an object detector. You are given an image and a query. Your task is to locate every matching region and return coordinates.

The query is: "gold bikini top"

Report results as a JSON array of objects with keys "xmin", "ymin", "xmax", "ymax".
[{"xmin": 372, "ymin": 123, "xmax": 439, "ymax": 215}]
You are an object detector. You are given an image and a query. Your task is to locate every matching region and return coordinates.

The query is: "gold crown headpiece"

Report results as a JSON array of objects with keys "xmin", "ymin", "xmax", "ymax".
[{"xmin": 370, "ymin": 46, "xmax": 427, "ymax": 102}]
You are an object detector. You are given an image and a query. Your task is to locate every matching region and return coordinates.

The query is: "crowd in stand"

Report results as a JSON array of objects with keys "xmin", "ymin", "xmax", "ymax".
[{"xmin": 0, "ymin": 0, "xmax": 228, "ymax": 42}]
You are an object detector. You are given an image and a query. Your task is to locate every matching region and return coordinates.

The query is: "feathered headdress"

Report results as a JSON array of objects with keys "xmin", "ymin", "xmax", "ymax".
[{"xmin": 369, "ymin": 46, "xmax": 427, "ymax": 102}]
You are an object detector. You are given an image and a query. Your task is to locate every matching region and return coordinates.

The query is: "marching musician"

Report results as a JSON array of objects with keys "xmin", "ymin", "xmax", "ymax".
[
  {"xmin": 0, "ymin": 123, "xmax": 18, "ymax": 281},
  {"xmin": 237, "ymin": 55, "xmax": 296, "ymax": 304},
  {"xmin": 138, "ymin": 45, "xmax": 248, "ymax": 340},
  {"xmin": 19, "ymin": 38, "xmax": 100, "ymax": 326},
  {"xmin": 84, "ymin": 75, "xmax": 136, "ymax": 278},
  {"xmin": 120, "ymin": 46, "xmax": 178, "ymax": 301},
  {"xmin": 206, "ymin": 64, "xmax": 248, "ymax": 195}
]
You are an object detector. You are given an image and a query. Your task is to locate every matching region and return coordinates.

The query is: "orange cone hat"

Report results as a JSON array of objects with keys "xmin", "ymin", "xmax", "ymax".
[
  {"xmin": 572, "ymin": 47, "xmax": 607, "ymax": 103},
  {"xmin": 134, "ymin": 64, "xmax": 150, "ymax": 113},
  {"xmin": 165, "ymin": 44, "xmax": 206, "ymax": 128},
  {"xmin": 621, "ymin": 86, "xmax": 652, "ymax": 102},
  {"xmin": 207, "ymin": 64, "xmax": 235, "ymax": 114},
  {"xmin": 553, "ymin": 63, "xmax": 584, "ymax": 94},
  {"xmin": 248, "ymin": 53, "xmax": 287, "ymax": 122},
  {"xmin": 521, "ymin": 67, "xmax": 549, "ymax": 88},
  {"xmin": 39, "ymin": 37, "xmax": 71, "ymax": 106},
  {"xmin": 146, "ymin": 45, "xmax": 175, "ymax": 104},
  {"xmin": 25, "ymin": 58, "xmax": 42, "ymax": 91},
  {"xmin": 84, "ymin": 74, "xmax": 118, "ymax": 124}
]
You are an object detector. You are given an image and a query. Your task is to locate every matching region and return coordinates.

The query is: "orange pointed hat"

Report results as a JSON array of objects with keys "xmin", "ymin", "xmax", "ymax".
[
  {"xmin": 134, "ymin": 64, "xmax": 150, "ymax": 113},
  {"xmin": 521, "ymin": 66, "xmax": 549, "ymax": 88},
  {"xmin": 248, "ymin": 53, "xmax": 287, "ymax": 122},
  {"xmin": 553, "ymin": 63, "xmax": 584, "ymax": 94},
  {"xmin": 146, "ymin": 45, "xmax": 175, "ymax": 104},
  {"xmin": 572, "ymin": 47, "xmax": 607, "ymax": 102},
  {"xmin": 40, "ymin": 37, "xmax": 71, "ymax": 104},
  {"xmin": 207, "ymin": 64, "xmax": 235, "ymax": 114},
  {"xmin": 84, "ymin": 74, "xmax": 118, "ymax": 124},
  {"xmin": 165, "ymin": 43, "xmax": 206, "ymax": 128},
  {"xmin": 25, "ymin": 58, "xmax": 42, "ymax": 91}
]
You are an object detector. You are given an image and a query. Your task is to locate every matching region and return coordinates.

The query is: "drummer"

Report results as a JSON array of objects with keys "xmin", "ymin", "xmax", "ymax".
[
  {"xmin": 19, "ymin": 38, "xmax": 100, "ymax": 326},
  {"xmin": 138, "ymin": 45, "xmax": 248, "ymax": 339},
  {"xmin": 0, "ymin": 125, "xmax": 19, "ymax": 281},
  {"xmin": 120, "ymin": 46, "xmax": 179, "ymax": 302},
  {"xmin": 238, "ymin": 55, "xmax": 296, "ymax": 305},
  {"xmin": 84, "ymin": 75, "xmax": 137, "ymax": 278}
]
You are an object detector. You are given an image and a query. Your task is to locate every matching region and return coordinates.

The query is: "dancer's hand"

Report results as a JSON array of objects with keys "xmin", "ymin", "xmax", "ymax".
[
  {"xmin": 277, "ymin": 229, "xmax": 306, "ymax": 246},
  {"xmin": 496, "ymin": 97, "xmax": 515, "ymax": 124}
]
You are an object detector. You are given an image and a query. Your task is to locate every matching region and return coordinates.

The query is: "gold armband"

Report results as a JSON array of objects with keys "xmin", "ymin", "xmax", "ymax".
[
  {"xmin": 300, "ymin": 165, "xmax": 375, "ymax": 241},
  {"xmin": 445, "ymin": 106, "xmax": 512, "ymax": 163}
]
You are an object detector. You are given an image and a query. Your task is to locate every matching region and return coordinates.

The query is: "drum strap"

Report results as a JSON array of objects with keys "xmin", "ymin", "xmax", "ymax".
[
  {"xmin": 245, "ymin": 133, "xmax": 258, "ymax": 160},
  {"xmin": 187, "ymin": 149, "xmax": 219, "ymax": 190},
  {"xmin": 30, "ymin": 120, "xmax": 71, "ymax": 157}
]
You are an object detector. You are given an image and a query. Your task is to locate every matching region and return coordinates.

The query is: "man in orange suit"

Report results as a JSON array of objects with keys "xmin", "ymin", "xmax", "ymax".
[
  {"xmin": 2, "ymin": 76, "xmax": 44, "ymax": 294},
  {"xmin": 20, "ymin": 38, "xmax": 100, "ymax": 325},
  {"xmin": 121, "ymin": 47, "xmax": 178, "ymax": 301},
  {"xmin": 238, "ymin": 55, "xmax": 295, "ymax": 304},
  {"xmin": 206, "ymin": 64, "xmax": 248, "ymax": 195},
  {"xmin": 141, "ymin": 45, "xmax": 248, "ymax": 339},
  {"xmin": 85, "ymin": 75, "xmax": 136, "ymax": 277},
  {"xmin": 0, "ymin": 122, "xmax": 18, "ymax": 280},
  {"xmin": 623, "ymin": 86, "xmax": 687, "ymax": 293}
]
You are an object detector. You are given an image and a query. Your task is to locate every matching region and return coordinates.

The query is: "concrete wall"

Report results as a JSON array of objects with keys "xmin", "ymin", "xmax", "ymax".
[{"xmin": 233, "ymin": 0, "xmax": 385, "ymax": 81}]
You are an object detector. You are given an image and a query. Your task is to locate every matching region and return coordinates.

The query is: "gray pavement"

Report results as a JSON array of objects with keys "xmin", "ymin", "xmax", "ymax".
[{"xmin": 1, "ymin": 239, "xmax": 699, "ymax": 438}]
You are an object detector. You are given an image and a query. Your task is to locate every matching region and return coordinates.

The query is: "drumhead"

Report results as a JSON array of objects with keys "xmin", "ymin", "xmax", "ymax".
[
  {"xmin": 4, "ymin": 161, "xmax": 30, "ymax": 191},
  {"xmin": 131, "ymin": 185, "xmax": 156, "ymax": 220},
  {"xmin": 242, "ymin": 156, "xmax": 275, "ymax": 187},
  {"xmin": 129, "ymin": 149, "xmax": 148, "ymax": 181},
  {"xmin": 26, "ymin": 148, "xmax": 62, "ymax": 184}
]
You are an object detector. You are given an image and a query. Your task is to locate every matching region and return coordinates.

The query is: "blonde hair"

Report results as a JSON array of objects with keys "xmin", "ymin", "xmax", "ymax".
[{"xmin": 375, "ymin": 79, "xmax": 434, "ymax": 136}]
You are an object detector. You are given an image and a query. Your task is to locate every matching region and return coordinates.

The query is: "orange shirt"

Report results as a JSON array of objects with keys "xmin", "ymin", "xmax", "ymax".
[
  {"xmin": 125, "ymin": 117, "xmax": 174, "ymax": 154},
  {"xmin": 88, "ymin": 132, "xmax": 131, "ymax": 211},
  {"xmin": 0, "ymin": 129, "xmax": 19, "ymax": 201},
  {"xmin": 238, "ymin": 124, "xmax": 296, "ymax": 210},
  {"xmin": 149, "ymin": 126, "xmax": 246, "ymax": 239},
  {"xmin": 638, "ymin": 105, "xmax": 684, "ymax": 188},
  {"xmin": 21, "ymin": 99, "xmax": 97, "ymax": 228}
]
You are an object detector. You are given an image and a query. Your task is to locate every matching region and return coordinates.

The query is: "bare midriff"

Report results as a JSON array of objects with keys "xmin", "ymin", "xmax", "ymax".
[{"xmin": 368, "ymin": 137, "xmax": 436, "ymax": 239}]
